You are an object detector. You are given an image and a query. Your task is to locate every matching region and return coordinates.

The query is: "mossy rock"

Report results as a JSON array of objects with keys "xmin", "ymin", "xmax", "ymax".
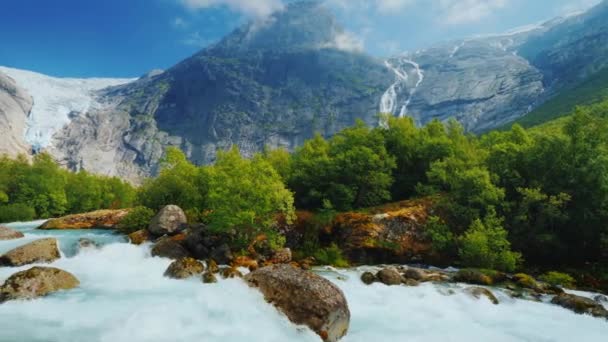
[
  {"xmin": 513, "ymin": 273, "xmax": 539, "ymax": 290},
  {"xmin": 453, "ymin": 269, "xmax": 493, "ymax": 286}
]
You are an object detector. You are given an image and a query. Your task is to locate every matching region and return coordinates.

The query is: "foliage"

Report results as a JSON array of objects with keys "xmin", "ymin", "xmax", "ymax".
[
  {"xmin": 539, "ymin": 271, "xmax": 576, "ymax": 288},
  {"xmin": 458, "ymin": 212, "xmax": 522, "ymax": 272},
  {"xmin": 0, "ymin": 203, "xmax": 36, "ymax": 223},
  {"xmin": 425, "ymin": 216, "xmax": 454, "ymax": 254},
  {"xmin": 118, "ymin": 206, "xmax": 155, "ymax": 234},
  {"xmin": 313, "ymin": 243, "xmax": 349, "ymax": 268}
]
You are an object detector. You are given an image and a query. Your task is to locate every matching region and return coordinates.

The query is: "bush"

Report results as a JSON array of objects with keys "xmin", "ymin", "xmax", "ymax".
[
  {"xmin": 0, "ymin": 203, "xmax": 36, "ymax": 223},
  {"xmin": 313, "ymin": 244, "xmax": 349, "ymax": 268},
  {"xmin": 459, "ymin": 213, "xmax": 522, "ymax": 272},
  {"xmin": 539, "ymin": 271, "xmax": 576, "ymax": 288},
  {"xmin": 425, "ymin": 216, "xmax": 454, "ymax": 253},
  {"xmin": 118, "ymin": 206, "xmax": 155, "ymax": 234}
]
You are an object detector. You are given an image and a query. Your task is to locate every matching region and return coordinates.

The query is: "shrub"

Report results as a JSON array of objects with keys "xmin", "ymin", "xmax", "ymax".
[
  {"xmin": 0, "ymin": 203, "xmax": 36, "ymax": 223},
  {"xmin": 313, "ymin": 244, "xmax": 349, "ymax": 268},
  {"xmin": 459, "ymin": 212, "xmax": 522, "ymax": 272},
  {"xmin": 539, "ymin": 271, "xmax": 576, "ymax": 288},
  {"xmin": 425, "ymin": 216, "xmax": 454, "ymax": 253},
  {"xmin": 118, "ymin": 206, "xmax": 155, "ymax": 234}
]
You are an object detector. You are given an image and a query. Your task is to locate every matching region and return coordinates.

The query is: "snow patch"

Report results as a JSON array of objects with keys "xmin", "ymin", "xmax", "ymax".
[{"xmin": 0, "ymin": 66, "xmax": 135, "ymax": 151}]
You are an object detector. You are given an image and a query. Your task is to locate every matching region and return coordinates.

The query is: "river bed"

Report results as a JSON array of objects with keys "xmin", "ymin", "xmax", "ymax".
[{"xmin": 0, "ymin": 221, "xmax": 607, "ymax": 342}]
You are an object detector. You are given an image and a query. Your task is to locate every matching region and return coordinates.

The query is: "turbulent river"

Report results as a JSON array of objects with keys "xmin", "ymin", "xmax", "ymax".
[{"xmin": 0, "ymin": 221, "xmax": 607, "ymax": 342}]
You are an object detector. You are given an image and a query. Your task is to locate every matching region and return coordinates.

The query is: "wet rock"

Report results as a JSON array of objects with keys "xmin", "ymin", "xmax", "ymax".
[
  {"xmin": 513, "ymin": 273, "xmax": 541, "ymax": 291},
  {"xmin": 39, "ymin": 209, "xmax": 130, "ymax": 230},
  {"xmin": 377, "ymin": 267, "xmax": 402, "ymax": 286},
  {"xmin": 402, "ymin": 278, "xmax": 420, "ymax": 287},
  {"xmin": 77, "ymin": 238, "xmax": 99, "ymax": 251},
  {"xmin": 453, "ymin": 269, "xmax": 493, "ymax": 286},
  {"xmin": 551, "ymin": 293, "xmax": 608, "ymax": 319},
  {"xmin": 210, "ymin": 244, "xmax": 233, "ymax": 265},
  {"xmin": 148, "ymin": 205, "xmax": 187, "ymax": 236},
  {"xmin": 465, "ymin": 287, "xmax": 499, "ymax": 305},
  {"xmin": 271, "ymin": 248, "xmax": 292, "ymax": 264},
  {"xmin": 246, "ymin": 264, "xmax": 350, "ymax": 342},
  {"xmin": 202, "ymin": 271, "xmax": 218, "ymax": 284},
  {"xmin": 361, "ymin": 272, "xmax": 376, "ymax": 285},
  {"xmin": 0, "ymin": 238, "xmax": 61, "ymax": 266},
  {"xmin": 164, "ymin": 257, "xmax": 205, "ymax": 279},
  {"xmin": 220, "ymin": 267, "xmax": 243, "ymax": 279},
  {"xmin": 594, "ymin": 294, "xmax": 608, "ymax": 305},
  {"xmin": 151, "ymin": 237, "xmax": 191, "ymax": 260},
  {"xmin": 183, "ymin": 224, "xmax": 233, "ymax": 264},
  {"xmin": 0, "ymin": 266, "xmax": 79, "ymax": 302},
  {"xmin": 403, "ymin": 267, "xmax": 426, "ymax": 281},
  {"xmin": 0, "ymin": 226, "xmax": 24, "ymax": 240},
  {"xmin": 207, "ymin": 259, "xmax": 220, "ymax": 274},
  {"xmin": 128, "ymin": 229, "xmax": 151, "ymax": 245},
  {"xmin": 233, "ymin": 256, "xmax": 258, "ymax": 271}
]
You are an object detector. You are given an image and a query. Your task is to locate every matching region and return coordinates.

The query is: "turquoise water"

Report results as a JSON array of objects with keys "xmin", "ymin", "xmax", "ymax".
[{"xmin": 0, "ymin": 221, "xmax": 607, "ymax": 342}]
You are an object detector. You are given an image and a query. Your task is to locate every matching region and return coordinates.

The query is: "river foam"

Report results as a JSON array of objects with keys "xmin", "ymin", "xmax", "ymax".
[{"xmin": 0, "ymin": 222, "xmax": 607, "ymax": 342}]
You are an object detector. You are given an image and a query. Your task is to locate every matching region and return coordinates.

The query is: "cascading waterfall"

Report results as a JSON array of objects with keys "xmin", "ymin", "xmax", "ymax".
[
  {"xmin": 379, "ymin": 60, "xmax": 408, "ymax": 115},
  {"xmin": 398, "ymin": 58, "xmax": 424, "ymax": 118},
  {"xmin": 379, "ymin": 57, "xmax": 424, "ymax": 123}
]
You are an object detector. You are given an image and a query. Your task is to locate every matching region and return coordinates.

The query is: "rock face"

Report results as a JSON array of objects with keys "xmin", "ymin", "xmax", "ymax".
[
  {"xmin": 552, "ymin": 293, "xmax": 608, "ymax": 319},
  {"xmin": 148, "ymin": 205, "xmax": 187, "ymax": 236},
  {"xmin": 326, "ymin": 199, "xmax": 433, "ymax": 264},
  {"xmin": 0, "ymin": 266, "xmax": 79, "ymax": 303},
  {"xmin": 39, "ymin": 209, "xmax": 131, "ymax": 230},
  {"xmin": 0, "ymin": 70, "xmax": 31, "ymax": 157},
  {"xmin": 246, "ymin": 264, "xmax": 350, "ymax": 342},
  {"xmin": 0, "ymin": 226, "xmax": 24, "ymax": 240},
  {"xmin": 0, "ymin": 238, "xmax": 61, "ymax": 266},
  {"xmin": 164, "ymin": 257, "xmax": 205, "ymax": 279}
]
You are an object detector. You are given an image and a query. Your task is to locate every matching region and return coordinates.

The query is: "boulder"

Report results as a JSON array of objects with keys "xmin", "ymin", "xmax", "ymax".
[
  {"xmin": 360, "ymin": 272, "xmax": 376, "ymax": 285},
  {"xmin": 233, "ymin": 256, "xmax": 259, "ymax": 271},
  {"xmin": 376, "ymin": 267, "xmax": 402, "ymax": 286},
  {"xmin": 207, "ymin": 259, "xmax": 220, "ymax": 274},
  {"xmin": 0, "ymin": 238, "xmax": 61, "ymax": 266},
  {"xmin": 453, "ymin": 269, "xmax": 493, "ymax": 286},
  {"xmin": 513, "ymin": 273, "xmax": 541, "ymax": 291},
  {"xmin": 0, "ymin": 226, "xmax": 24, "ymax": 240},
  {"xmin": 403, "ymin": 267, "xmax": 426, "ymax": 281},
  {"xmin": 148, "ymin": 205, "xmax": 187, "ymax": 236},
  {"xmin": 76, "ymin": 238, "xmax": 99, "ymax": 251},
  {"xmin": 271, "ymin": 248, "xmax": 292, "ymax": 264},
  {"xmin": 552, "ymin": 293, "xmax": 608, "ymax": 319},
  {"xmin": 202, "ymin": 271, "xmax": 218, "ymax": 284},
  {"xmin": 210, "ymin": 244, "xmax": 233, "ymax": 265},
  {"xmin": 151, "ymin": 238, "xmax": 191, "ymax": 260},
  {"xmin": 0, "ymin": 266, "xmax": 79, "ymax": 302},
  {"xmin": 183, "ymin": 224, "xmax": 233, "ymax": 264},
  {"xmin": 164, "ymin": 257, "xmax": 205, "ymax": 279},
  {"xmin": 128, "ymin": 229, "xmax": 151, "ymax": 245},
  {"xmin": 465, "ymin": 287, "xmax": 499, "ymax": 305},
  {"xmin": 246, "ymin": 264, "xmax": 350, "ymax": 342},
  {"xmin": 403, "ymin": 278, "xmax": 420, "ymax": 287},
  {"xmin": 39, "ymin": 209, "xmax": 130, "ymax": 230},
  {"xmin": 220, "ymin": 266, "xmax": 243, "ymax": 279}
]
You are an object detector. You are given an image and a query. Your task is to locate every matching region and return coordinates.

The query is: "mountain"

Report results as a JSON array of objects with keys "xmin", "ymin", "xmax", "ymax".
[{"xmin": 1, "ymin": 0, "xmax": 608, "ymax": 181}]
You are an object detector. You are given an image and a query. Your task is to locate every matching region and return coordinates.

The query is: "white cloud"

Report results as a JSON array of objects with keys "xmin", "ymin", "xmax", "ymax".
[
  {"xmin": 325, "ymin": 31, "xmax": 365, "ymax": 52},
  {"xmin": 558, "ymin": 0, "xmax": 601, "ymax": 15},
  {"xmin": 181, "ymin": 0, "xmax": 284, "ymax": 18},
  {"xmin": 173, "ymin": 17, "xmax": 188, "ymax": 29},
  {"xmin": 376, "ymin": 0, "xmax": 415, "ymax": 13},
  {"xmin": 437, "ymin": 0, "xmax": 508, "ymax": 24}
]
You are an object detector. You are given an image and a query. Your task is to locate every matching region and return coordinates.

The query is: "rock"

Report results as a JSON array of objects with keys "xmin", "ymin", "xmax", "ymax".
[
  {"xmin": 202, "ymin": 271, "xmax": 218, "ymax": 284},
  {"xmin": 361, "ymin": 272, "xmax": 376, "ymax": 285},
  {"xmin": 151, "ymin": 238, "xmax": 191, "ymax": 260},
  {"xmin": 424, "ymin": 273, "xmax": 449, "ymax": 282},
  {"xmin": 403, "ymin": 278, "xmax": 420, "ymax": 287},
  {"xmin": 376, "ymin": 267, "xmax": 402, "ymax": 286},
  {"xmin": 233, "ymin": 256, "xmax": 258, "ymax": 271},
  {"xmin": 453, "ymin": 269, "xmax": 493, "ymax": 286},
  {"xmin": 207, "ymin": 259, "xmax": 219, "ymax": 274},
  {"xmin": 0, "ymin": 70, "xmax": 32, "ymax": 157},
  {"xmin": 183, "ymin": 224, "xmax": 234, "ymax": 263},
  {"xmin": 246, "ymin": 264, "xmax": 350, "ymax": 342},
  {"xmin": 403, "ymin": 267, "xmax": 426, "ymax": 281},
  {"xmin": 148, "ymin": 205, "xmax": 187, "ymax": 236},
  {"xmin": 271, "ymin": 248, "xmax": 292, "ymax": 264},
  {"xmin": 0, "ymin": 266, "xmax": 79, "ymax": 302},
  {"xmin": 39, "ymin": 209, "xmax": 130, "ymax": 230},
  {"xmin": 76, "ymin": 238, "xmax": 99, "ymax": 251},
  {"xmin": 465, "ymin": 287, "xmax": 500, "ymax": 305},
  {"xmin": 128, "ymin": 229, "xmax": 151, "ymax": 245},
  {"xmin": 0, "ymin": 238, "xmax": 61, "ymax": 266},
  {"xmin": 513, "ymin": 273, "xmax": 541, "ymax": 291},
  {"xmin": 551, "ymin": 293, "xmax": 608, "ymax": 319},
  {"xmin": 210, "ymin": 244, "xmax": 234, "ymax": 265},
  {"xmin": 164, "ymin": 257, "xmax": 205, "ymax": 279},
  {"xmin": 594, "ymin": 294, "xmax": 608, "ymax": 304},
  {"xmin": 220, "ymin": 267, "xmax": 243, "ymax": 279},
  {"xmin": 0, "ymin": 226, "xmax": 24, "ymax": 240}
]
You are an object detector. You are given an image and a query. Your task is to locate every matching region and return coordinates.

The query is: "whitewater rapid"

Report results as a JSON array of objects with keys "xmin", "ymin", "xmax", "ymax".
[
  {"xmin": 0, "ymin": 221, "xmax": 607, "ymax": 342},
  {"xmin": 0, "ymin": 67, "xmax": 134, "ymax": 151}
]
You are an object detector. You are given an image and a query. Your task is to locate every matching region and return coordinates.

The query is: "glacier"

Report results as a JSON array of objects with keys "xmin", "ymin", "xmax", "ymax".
[{"xmin": 0, "ymin": 66, "xmax": 134, "ymax": 151}]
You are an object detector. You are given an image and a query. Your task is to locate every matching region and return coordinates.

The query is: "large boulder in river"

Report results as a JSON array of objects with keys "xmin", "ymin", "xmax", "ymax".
[
  {"xmin": 151, "ymin": 237, "xmax": 191, "ymax": 260},
  {"xmin": 148, "ymin": 205, "xmax": 187, "ymax": 236},
  {"xmin": 376, "ymin": 267, "xmax": 402, "ymax": 286},
  {"xmin": 183, "ymin": 224, "xmax": 234, "ymax": 264},
  {"xmin": 0, "ymin": 266, "xmax": 79, "ymax": 302},
  {"xmin": 164, "ymin": 257, "xmax": 205, "ymax": 279},
  {"xmin": 0, "ymin": 238, "xmax": 60, "ymax": 266},
  {"xmin": 245, "ymin": 264, "xmax": 350, "ymax": 342},
  {"xmin": 551, "ymin": 293, "xmax": 608, "ymax": 319},
  {"xmin": 0, "ymin": 226, "xmax": 24, "ymax": 240},
  {"xmin": 39, "ymin": 209, "xmax": 130, "ymax": 230}
]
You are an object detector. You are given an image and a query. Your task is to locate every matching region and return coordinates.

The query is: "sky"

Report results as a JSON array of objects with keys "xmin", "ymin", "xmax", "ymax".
[{"xmin": 0, "ymin": 0, "xmax": 602, "ymax": 78}]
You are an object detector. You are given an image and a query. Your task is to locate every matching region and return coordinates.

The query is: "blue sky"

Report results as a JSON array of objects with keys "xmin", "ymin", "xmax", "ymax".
[{"xmin": 0, "ymin": 0, "xmax": 601, "ymax": 78}]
